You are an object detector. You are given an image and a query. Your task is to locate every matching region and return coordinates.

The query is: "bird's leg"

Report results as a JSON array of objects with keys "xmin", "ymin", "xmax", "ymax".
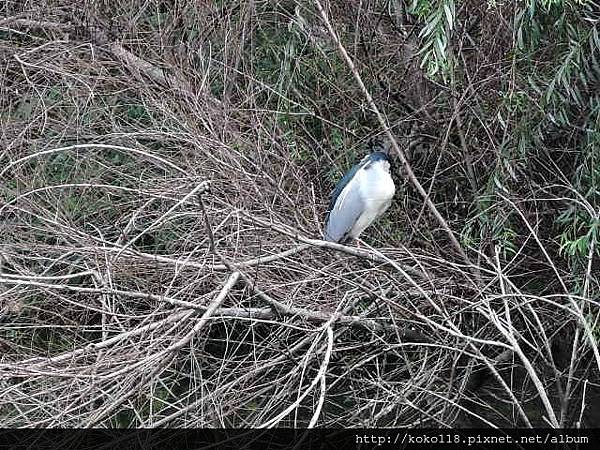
[{"xmin": 356, "ymin": 238, "xmax": 365, "ymax": 248}]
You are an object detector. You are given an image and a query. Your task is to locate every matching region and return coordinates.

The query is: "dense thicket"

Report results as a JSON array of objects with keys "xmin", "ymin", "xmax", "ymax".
[{"xmin": 0, "ymin": 0, "xmax": 598, "ymax": 427}]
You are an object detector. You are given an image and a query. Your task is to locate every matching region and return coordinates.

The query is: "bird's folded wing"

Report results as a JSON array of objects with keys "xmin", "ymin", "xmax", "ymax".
[{"xmin": 324, "ymin": 180, "xmax": 365, "ymax": 242}]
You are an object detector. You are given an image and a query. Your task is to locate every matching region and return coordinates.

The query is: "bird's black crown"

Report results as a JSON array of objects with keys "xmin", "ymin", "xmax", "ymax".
[{"xmin": 368, "ymin": 151, "xmax": 391, "ymax": 162}]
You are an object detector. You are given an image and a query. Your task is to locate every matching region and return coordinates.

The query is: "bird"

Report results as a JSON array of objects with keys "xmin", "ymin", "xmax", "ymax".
[{"xmin": 324, "ymin": 143, "xmax": 395, "ymax": 244}]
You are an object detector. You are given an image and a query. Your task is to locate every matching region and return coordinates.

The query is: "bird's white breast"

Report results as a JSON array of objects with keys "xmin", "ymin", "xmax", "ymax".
[
  {"xmin": 348, "ymin": 160, "xmax": 395, "ymax": 239},
  {"xmin": 355, "ymin": 160, "xmax": 395, "ymax": 202}
]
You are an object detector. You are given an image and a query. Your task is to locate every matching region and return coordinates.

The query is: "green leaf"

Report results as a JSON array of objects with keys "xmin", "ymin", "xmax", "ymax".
[{"xmin": 443, "ymin": 3, "xmax": 454, "ymax": 30}]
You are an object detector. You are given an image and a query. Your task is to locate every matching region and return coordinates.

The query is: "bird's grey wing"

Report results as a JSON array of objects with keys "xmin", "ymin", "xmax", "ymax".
[
  {"xmin": 324, "ymin": 179, "xmax": 365, "ymax": 242},
  {"xmin": 327, "ymin": 155, "xmax": 370, "ymax": 212}
]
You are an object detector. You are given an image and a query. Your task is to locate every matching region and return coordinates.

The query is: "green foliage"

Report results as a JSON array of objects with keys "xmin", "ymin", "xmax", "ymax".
[
  {"xmin": 557, "ymin": 212, "xmax": 599, "ymax": 259},
  {"xmin": 515, "ymin": 1, "xmax": 600, "ymax": 116},
  {"xmin": 466, "ymin": 0, "xmax": 600, "ymax": 295},
  {"xmin": 517, "ymin": 3, "xmax": 599, "ymax": 284},
  {"xmin": 408, "ymin": 0, "xmax": 456, "ymax": 81}
]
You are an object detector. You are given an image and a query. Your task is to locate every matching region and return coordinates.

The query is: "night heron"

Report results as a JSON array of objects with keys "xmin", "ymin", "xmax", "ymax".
[{"xmin": 324, "ymin": 144, "xmax": 395, "ymax": 243}]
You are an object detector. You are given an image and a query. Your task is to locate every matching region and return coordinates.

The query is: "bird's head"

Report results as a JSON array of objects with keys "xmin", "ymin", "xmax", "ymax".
[
  {"xmin": 369, "ymin": 138, "xmax": 388, "ymax": 154},
  {"xmin": 364, "ymin": 147, "xmax": 393, "ymax": 173}
]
